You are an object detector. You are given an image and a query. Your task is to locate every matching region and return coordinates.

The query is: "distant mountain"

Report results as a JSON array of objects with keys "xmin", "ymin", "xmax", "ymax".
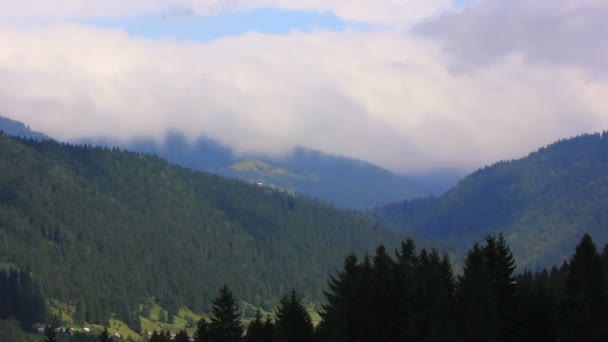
[
  {"xmin": 0, "ymin": 133, "xmax": 407, "ymax": 327},
  {"xmin": 371, "ymin": 133, "xmax": 608, "ymax": 267},
  {"xmin": 86, "ymin": 133, "xmax": 429, "ymax": 210},
  {"xmin": 0, "ymin": 116, "xmax": 429, "ymax": 209},
  {"xmin": 0, "ymin": 115, "xmax": 48, "ymax": 140}
]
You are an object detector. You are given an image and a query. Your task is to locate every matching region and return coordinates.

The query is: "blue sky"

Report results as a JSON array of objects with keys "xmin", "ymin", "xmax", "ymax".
[
  {"xmin": 76, "ymin": 0, "xmax": 467, "ymax": 41},
  {"xmin": 81, "ymin": 8, "xmax": 365, "ymax": 41}
]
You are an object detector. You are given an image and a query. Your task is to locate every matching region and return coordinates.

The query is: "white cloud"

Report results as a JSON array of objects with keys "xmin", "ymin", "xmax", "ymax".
[
  {"xmin": 0, "ymin": 0, "xmax": 451, "ymax": 26},
  {"xmin": 0, "ymin": 0, "xmax": 607, "ymax": 173},
  {"xmin": 416, "ymin": 0, "xmax": 608, "ymax": 77}
]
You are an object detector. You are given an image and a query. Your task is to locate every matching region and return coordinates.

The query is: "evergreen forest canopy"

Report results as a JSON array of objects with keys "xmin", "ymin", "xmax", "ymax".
[
  {"xmin": 0, "ymin": 115, "xmax": 431, "ymax": 210},
  {"xmin": 0, "ymin": 133, "xmax": 407, "ymax": 329},
  {"xmin": 371, "ymin": 132, "xmax": 608, "ymax": 267},
  {"xmin": 84, "ymin": 132, "xmax": 429, "ymax": 210},
  {"xmin": 9, "ymin": 233, "xmax": 608, "ymax": 342}
]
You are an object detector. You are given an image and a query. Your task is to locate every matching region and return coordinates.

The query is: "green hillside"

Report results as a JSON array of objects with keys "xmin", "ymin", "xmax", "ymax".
[
  {"xmin": 84, "ymin": 133, "xmax": 429, "ymax": 210},
  {"xmin": 0, "ymin": 133, "xmax": 404, "ymax": 327},
  {"xmin": 371, "ymin": 133, "xmax": 608, "ymax": 267}
]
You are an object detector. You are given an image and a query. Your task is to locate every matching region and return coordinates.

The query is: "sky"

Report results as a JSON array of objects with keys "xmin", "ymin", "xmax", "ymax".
[{"xmin": 0, "ymin": 0, "xmax": 607, "ymax": 173}]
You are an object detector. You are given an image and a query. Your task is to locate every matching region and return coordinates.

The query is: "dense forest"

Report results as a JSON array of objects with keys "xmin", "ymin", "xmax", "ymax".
[
  {"xmin": 0, "ymin": 132, "xmax": 408, "ymax": 329},
  {"xmin": 84, "ymin": 133, "xmax": 429, "ymax": 210},
  {"xmin": 19, "ymin": 233, "xmax": 608, "ymax": 341},
  {"xmin": 371, "ymin": 132, "xmax": 608, "ymax": 267}
]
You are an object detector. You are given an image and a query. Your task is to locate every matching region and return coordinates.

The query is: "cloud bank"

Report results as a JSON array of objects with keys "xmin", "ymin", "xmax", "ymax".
[{"xmin": 0, "ymin": 0, "xmax": 607, "ymax": 172}]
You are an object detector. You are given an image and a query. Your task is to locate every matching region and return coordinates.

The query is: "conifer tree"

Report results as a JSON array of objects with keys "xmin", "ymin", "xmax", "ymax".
[
  {"xmin": 208, "ymin": 285, "xmax": 243, "ymax": 342},
  {"xmin": 274, "ymin": 289, "xmax": 314, "ymax": 342},
  {"xmin": 319, "ymin": 255, "xmax": 363, "ymax": 342},
  {"xmin": 485, "ymin": 234, "xmax": 517, "ymax": 341},
  {"xmin": 602, "ymin": 244, "xmax": 608, "ymax": 276},
  {"xmin": 262, "ymin": 315, "xmax": 274, "ymax": 341},
  {"xmin": 193, "ymin": 317, "xmax": 210, "ymax": 342},
  {"xmin": 175, "ymin": 330, "xmax": 190, "ymax": 342},
  {"xmin": 245, "ymin": 310, "xmax": 267, "ymax": 342},
  {"xmin": 158, "ymin": 310, "xmax": 167, "ymax": 323},
  {"xmin": 559, "ymin": 234, "xmax": 608, "ymax": 341},
  {"xmin": 456, "ymin": 243, "xmax": 498, "ymax": 342},
  {"xmin": 413, "ymin": 250, "xmax": 457, "ymax": 342},
  {"xmin": 98, "ymin": 327, "xmax": 113, "ymax": 342},
  {"xmin": 369, "ymin": 245, "xmax": 398, "ymax": 341}
]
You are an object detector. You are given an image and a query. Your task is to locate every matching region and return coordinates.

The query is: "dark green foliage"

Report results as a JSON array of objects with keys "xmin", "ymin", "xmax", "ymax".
[
  {"xmin": 319, "ymin": 239, "xmax": 456, "ymax": 342},
  {"xmin": 208, "ymin": 286, "xmax": 243, "ymax": 342},
  {"xmin": 158, "ymin": 310, "xmax": 166, "ymax": 324},
  {"xmin": 95, "ymin": 132, "xmax": 428, "ymax": 210},
  {"xmin": 0, "ymin": 269, "xmax": 47, "ymax": 326},
  {"xmin": 0, "ymin": 320, "xmax": 35, "ymax": 342},
  {"xmin": 319, "ymin": 234, "xmax": 606, "ymax": 342},
  {"xmin": 193, "ymin": 318, "xmax": 210, "ymax": 342},
  {"xmin": 274, "ymin": 290, "xmax": 314, "ymax": 342},
  {"xmin": 371, "ymin": 133, "xmax": 608, "ymax": 267},
  {"xmin": 455, "ymin": 234, "xmax": 517, "ymax": 342},
  {"xmin": 97, "ymin": 328, "xmax": 113, "ymax": 342},
  {"xmin": 45, "ymin": 325, "xmax": 58, "ymax": 342},
  {"xmin": 149, "ymin": 331, "xmax": 169, "ymax": 342},
  {"xmin": 0, "ymin": 133, "xmax": 402, "ymax": 323},
  {"xmin": 514, "ymin": 270, "xmax": 557, "ymax": 342},
  {"xmin": 174, "ymin": 330, "xmax": 189, "ymax": 342},
  {"xmin": 167, "ymin": 309, "xmax": 175, "ymax": 324},
  {"xmin": 558, "ymin": 234, "xmax": 608, "ymax": 341},
  {"xmin": 317, "ymin": 255, "xmax": 366, "ymax": 342},
  {"xmin": 602, "ymin": 244, "xmax": 608, "ymax": 277},
  {"xmin": 245, "ymin": 310, "xmax": 272, "ymax": 342}
]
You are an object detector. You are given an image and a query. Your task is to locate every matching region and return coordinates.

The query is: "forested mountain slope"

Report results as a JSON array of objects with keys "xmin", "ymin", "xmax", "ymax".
[
  {"xmin": 0, "ymin": 115, "xmax": 428, "ymax": 210},
  {"xmin": 0, "ymin": 116, "xmax": 48, "ymax": 140},
  {"xmin": 84, "ymin": 133, "xmax": 428, "ymax": 210},
  {"xmin": 371, "ymin": 133, "xmax": 608, "ymax": 267},
  {"xmin": 0, "ymin": 133, "xmax": 403, "ymax": 325}
]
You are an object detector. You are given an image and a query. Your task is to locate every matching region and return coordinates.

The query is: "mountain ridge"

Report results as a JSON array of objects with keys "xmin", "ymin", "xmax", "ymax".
[
  {"xmin": 370, "ymin": 132, "xmax": 608, "ymax": 267},
  {"xmin": 0, "ymin": 132, "xmax": 411, "ymax": 326}
]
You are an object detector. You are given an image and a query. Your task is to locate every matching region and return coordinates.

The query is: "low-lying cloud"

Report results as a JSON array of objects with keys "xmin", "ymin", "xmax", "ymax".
[{"xmin": 0, "ymin": 0, "xmax": 607, "ymax": 173}]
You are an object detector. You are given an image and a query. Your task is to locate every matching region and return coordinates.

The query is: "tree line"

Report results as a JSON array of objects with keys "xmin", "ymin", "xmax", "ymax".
[
  {"xmin": 79, "ymin": 233, "xmax": 606, "ymax": 342},
  {"xmin": 9, "ymin": 232, "xmax": 608, "ymax": 341}
]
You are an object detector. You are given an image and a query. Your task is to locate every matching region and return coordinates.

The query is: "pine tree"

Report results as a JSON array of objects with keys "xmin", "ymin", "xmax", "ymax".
[
  {"xmin": 158, "ymin": 310, "xmax": 167, "ymax": 323},
  {"xmin": 559, "ymin": 234, "xmax": 608, "ymax": 341},
  {"xmin": 486, "ymin": 234, "xmax": 517, "ymax": 341},
  {"xmin": 602, "ymin": 244, "xmax": 608, "ymax": 276},
  {"xmin": 409, "ymin": 250, "xmax": 456, "ymax": 342},
  {"xmin": 245, "ymin": 310, "xmax": 267, "ymax": 342},
  {"xmin": 208, "ymin": 285, "xmax": 243, "ymax": 342},
  {"xmin": 175, "ymin": 330, "xmax": 190, "ymax": 342},
  {"xmin": 150, "ymin": 331, "xmax": 169, "ymax": 342},
  {"xmin": 98, "ymin": 327, "xmax": 114, "ymax": 342},
  {"xmin": 193, "ymin": 317, "xmax": 210, "ymax": 342},
  {"xmin": 318, "ymin": 254, "xmax": 362, "ymax": 342},
  {"xmin": 262, "ymin": 315, "xmax": 274, "ymax": 341},
  {"xmin": 274, "ymin": 289, "xmax": 314, "ymax": 342},
  {"xmin": 369, "ymin": 245, "xmax": 398, "ymax": 341},
  {"xmin": 456, "ymin": 242, "xmax": 499, "ymax": 342}
]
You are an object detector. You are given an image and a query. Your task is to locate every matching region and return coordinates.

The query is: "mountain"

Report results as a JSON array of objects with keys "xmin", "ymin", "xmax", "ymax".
[
  {"xmin": 370, "ymin": 133, "xmax": 608, "ymax": 268},
  {"xmin": 0, "ymin": 116, "xmax": 48, "ymax": 140},
  {"xmin": 84, "ymin": 133, "xmax": 429, "ymax": 210},
  {"xmin": 0, "ymin": 116, "xmax": 429, "ymax": 209},
  {"xmin": 0, "ymin": 133, "xmax": 406, "ymax": 326}
]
